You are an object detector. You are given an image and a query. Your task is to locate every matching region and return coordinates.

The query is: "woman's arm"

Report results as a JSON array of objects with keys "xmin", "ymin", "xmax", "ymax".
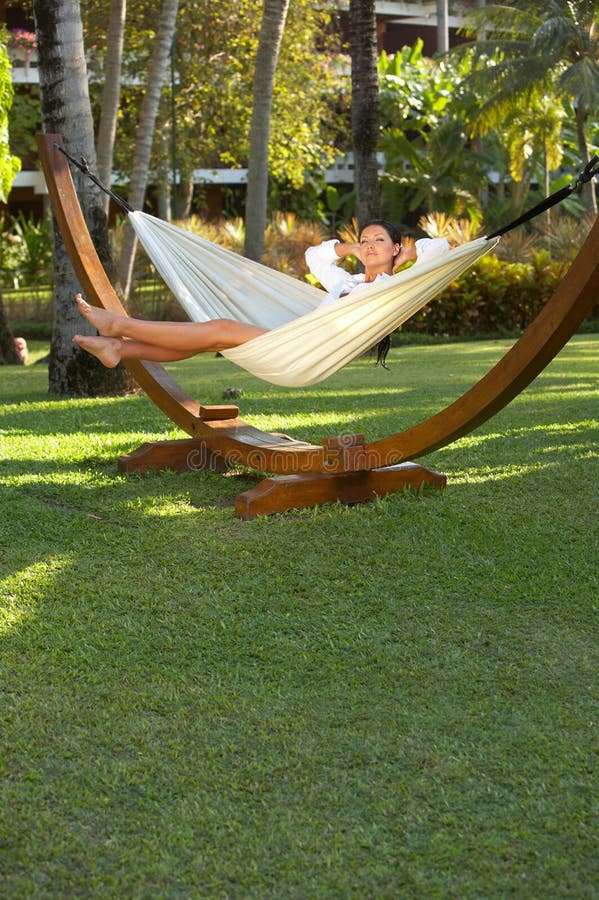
[
  {"xmin": 393, "ymin": 237, "xmax": 450, "ymax": 272},
  {"xmin": 392, "ymin": 243, "xmax": 417, "ymax": 272},
  {"xmin": 305, "ymin": 239, "xmax": 358, "ymax": 296},
  {"xmin": 333, "ymin": 241, "xmax": 361, "ymax": 260}
]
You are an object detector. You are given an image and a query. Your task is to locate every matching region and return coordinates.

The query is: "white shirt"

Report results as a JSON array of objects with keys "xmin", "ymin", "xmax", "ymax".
[{"xmin": 305, "ymin": 237, "xmax": 451, "ymax": 307}]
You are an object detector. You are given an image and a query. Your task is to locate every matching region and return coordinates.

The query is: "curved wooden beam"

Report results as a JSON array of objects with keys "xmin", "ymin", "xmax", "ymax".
[
  {"xmin": 38, "ymin": 134, "xmax": 327, "ymax": 473},
  {"xmin": 38, "ymin": 135, "xmax": 201, "ymax": 430},
  {"xmin": 39, "ymin": 133, "xmax": 597, "ymax": 480},
  {"xmin": 367, "ymin": 212, "xmax": 598, "ymax": 466}
]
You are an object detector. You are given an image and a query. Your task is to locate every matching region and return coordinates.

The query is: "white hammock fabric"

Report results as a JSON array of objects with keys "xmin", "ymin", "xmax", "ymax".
[{"xmin": 129, "ymin": 211, "xmax": 499, "ymax": 387}]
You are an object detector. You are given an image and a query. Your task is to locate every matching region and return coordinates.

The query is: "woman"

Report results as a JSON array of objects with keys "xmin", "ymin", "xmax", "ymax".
[
  {"xmin": 73, "ymin": 220, "xmax": 449, "ymax": 368},
  {"xmin": 306, "ymin": 219, "xmax": 448, "ymax": 306}
]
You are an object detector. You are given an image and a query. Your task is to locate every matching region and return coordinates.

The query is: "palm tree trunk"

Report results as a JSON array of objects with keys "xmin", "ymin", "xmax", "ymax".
[
  {"xmin": 175, "ymin": 170, "xmax": 195, "ymax": 220},
  {"xmin": 349, "ymin": 0, "xmax": 381, "ymax": 227},
  {"xmin": 33, "ymin": 0, "xmax": 134, "ymax": 396},
  {"xmin": 243, "ymin": 0, "xmax": 290, "ymax": 262},
  {"xmin": 96, "ymin": 0, "xmax": 127, "ymax": 214},
  {"xmin": 437, "ymin": 0, "xmax": 449, "ymax": 54},
  {"xmin": 0, "ymin": 290, "xmax": 21, "ymax": 365},
  {"xmin": 118, "ymin": 0, "xmax": 180, "ymax": 299}
]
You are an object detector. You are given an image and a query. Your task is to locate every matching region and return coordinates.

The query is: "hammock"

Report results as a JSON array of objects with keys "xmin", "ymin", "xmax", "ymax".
[
  {"xmin": 128, "ymin": 210, "xmax": 498, "ymax": 387},
  {"xmin": 52, "ymin": 141, "xmax": 597, "ymax": 388}
]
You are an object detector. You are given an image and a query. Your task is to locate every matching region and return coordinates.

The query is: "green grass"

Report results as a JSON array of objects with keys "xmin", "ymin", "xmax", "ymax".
[{"xmin": 1, "ymin": 337, "xmax": 597, "ymax": 898}]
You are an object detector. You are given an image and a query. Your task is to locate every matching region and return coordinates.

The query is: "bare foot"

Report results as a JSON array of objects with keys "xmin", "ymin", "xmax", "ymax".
[
  {"xmin": 73, "ymin": 334, "xmax": 123, "ymax": 368},
  {"xmin": 75, "ymin": 293, "xmax": 123, "ymax": 337}
]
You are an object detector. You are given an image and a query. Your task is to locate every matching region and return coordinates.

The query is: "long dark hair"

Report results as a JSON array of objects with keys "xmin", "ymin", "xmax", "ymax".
[
  {"xmin": 360, "ymin": 218, "xmax": 402, "ymax": 246},
  {"xmin": 359, "ymin": 219, "xmax": 401, "ymax": 369}
]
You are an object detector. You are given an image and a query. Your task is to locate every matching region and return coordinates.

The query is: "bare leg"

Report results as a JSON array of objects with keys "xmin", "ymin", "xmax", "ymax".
[
  {"xmin": 72, "ymin": 335, "xmax": 203, "ymax": 368},
  {"xmin": 75, "ymin": 294, "xmax": 266, "ymax": 351}
]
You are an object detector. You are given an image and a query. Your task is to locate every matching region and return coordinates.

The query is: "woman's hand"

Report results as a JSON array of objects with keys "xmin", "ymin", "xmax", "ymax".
[{"xmin": 392, "ymin": 243, "xmax": 417, "ymax": 273}]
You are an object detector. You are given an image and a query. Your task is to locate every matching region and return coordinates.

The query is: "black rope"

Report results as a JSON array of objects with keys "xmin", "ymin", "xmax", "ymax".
[
  {"xmin": 53, "ymin": 142, "xmax": 134, "ymax": 214},
  {"xmin": 486, "ymin": 155, "xmax": 599, "ymax": 240}
]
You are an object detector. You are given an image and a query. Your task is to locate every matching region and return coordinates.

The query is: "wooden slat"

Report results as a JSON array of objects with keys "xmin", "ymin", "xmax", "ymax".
[{"xmin": 198, "ymin": 404, "xmax": 239, "ymax": 420}]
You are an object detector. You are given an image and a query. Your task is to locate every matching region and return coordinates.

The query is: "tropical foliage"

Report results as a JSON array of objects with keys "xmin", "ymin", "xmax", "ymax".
[
  {"xmin": 81, "ymin": 0, "xmax": 347, "ymax": 214},
  {"xmin": 457, "ymin": 0, "xmax": 599, "ymax": 213},
  {"xmin": 0, "ymin": 26, "xmax": 21, "ymax": 203},
  {"xmin": 0, "ymin": 26, "xmax": 22, "ymax": 366},
  {"xmin": 0, "ymin": 212, "xmax": 54, "ymax": 290},
  {"xmin": 4, "ymin": 0, "xmax": 598, "ymax": 326},
  {"xmin": 404, "ymin": 251, "xmax": 567, "ymax": 338},
  {"xmin": 377, "ymin": 39, "xmax": 486, "ymax": 228},
  {"xmin": 8, "ymin": 1, "xmax": 596, "ymax": 234}
]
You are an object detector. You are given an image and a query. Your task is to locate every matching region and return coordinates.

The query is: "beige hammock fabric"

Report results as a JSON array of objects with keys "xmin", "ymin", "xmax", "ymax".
[{"xmin": 129, "ymin": 211, "xmax": 499, "ymax": 387}]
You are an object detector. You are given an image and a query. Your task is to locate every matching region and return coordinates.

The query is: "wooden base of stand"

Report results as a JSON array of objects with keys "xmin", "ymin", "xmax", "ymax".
[
  {"xmin": 234, "ymin": 463, "xmax": 446, "ymax": 519},
  {"xmin": 118, "ymin": 439, "xmax": 445, "ymax": 518},
  {"xmin": 118, "ymin": 438, "xmax": 230, "ymax": 474}
]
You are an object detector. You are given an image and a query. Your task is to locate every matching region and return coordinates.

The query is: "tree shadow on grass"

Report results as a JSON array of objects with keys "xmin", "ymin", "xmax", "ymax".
[{"xmin": 1, "ymin": 375, "xmax": 596, "ymax": 893}]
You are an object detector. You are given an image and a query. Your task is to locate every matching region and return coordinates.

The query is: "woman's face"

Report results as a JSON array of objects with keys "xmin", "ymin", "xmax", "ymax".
[{"xmin": 359, "ymin": 224, "xmax": 399, "ymax": 271}]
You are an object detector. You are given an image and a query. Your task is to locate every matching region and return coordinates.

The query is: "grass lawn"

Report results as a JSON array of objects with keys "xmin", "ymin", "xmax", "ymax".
[{"xmin": 1, "ymin": 336, "xmax": 597, "ymax": 897}]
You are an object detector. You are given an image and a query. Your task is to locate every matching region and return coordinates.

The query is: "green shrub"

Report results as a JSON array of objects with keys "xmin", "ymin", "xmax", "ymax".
[
  {"xmin": 403, "ymin": 251, "xmax": 571, "ymax": 338},
  {"xmin": 0, "ymin": 212, "xmax": 54, "ymax": 290},
  {"xmin": 9, "ymin": 319, "xmax": 53, "ymax": 340}
]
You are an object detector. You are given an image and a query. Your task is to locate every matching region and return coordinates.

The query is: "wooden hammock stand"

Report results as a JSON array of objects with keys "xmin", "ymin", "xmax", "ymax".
[{"xmin": 38, "ymin": 134, "xmax": 598, "ymax": 519}]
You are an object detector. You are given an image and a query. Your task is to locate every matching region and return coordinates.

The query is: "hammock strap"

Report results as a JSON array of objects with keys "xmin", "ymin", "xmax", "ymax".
[
  {"xmin": 53, "ymin": 142, "xmax": 134, "ymax": 214},
  {"xmin": 486, "ymin": 156, "xmax": 599, "ymax": 240}
]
